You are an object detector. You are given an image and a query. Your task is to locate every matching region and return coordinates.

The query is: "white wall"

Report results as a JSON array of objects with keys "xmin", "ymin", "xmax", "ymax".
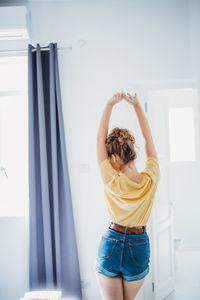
[
  {"xmin": 189, "ymin": 0, "xmax": 200, "ymax": 80},
  {"xmin": 0, "ymin": 0, "xmax": 199, "ymax": 299},
  {"xmin": 169, "ymin": 0, "xmax": 200, "ymax": 250}
]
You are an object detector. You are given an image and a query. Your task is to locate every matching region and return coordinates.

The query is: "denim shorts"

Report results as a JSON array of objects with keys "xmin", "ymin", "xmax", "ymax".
[{"xmin": 94, "ymin": 222, "xmax": 150, "ymax": 281}]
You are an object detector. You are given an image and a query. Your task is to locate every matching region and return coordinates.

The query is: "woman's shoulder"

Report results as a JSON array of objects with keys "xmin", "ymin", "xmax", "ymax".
[{"xmin": 142, "ymin": 156, "xmax": 160, "ymax": 184}]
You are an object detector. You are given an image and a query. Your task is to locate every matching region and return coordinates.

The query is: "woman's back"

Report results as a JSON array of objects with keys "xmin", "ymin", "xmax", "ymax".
[{"xmin": 99, "ymin": 156, "xmax": 160, "ymax": 227}]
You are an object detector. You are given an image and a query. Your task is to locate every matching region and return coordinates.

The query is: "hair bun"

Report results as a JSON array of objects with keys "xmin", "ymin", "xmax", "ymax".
[{"xmin": 105, "ymin": 127, "xmax": 138, "ymax": 164}]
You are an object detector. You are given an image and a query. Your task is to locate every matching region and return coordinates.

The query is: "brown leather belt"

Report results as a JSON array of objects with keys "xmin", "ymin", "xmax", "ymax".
[{"xmin": 109, "ymin": 223, "xmax": 146, "ymax": 234}]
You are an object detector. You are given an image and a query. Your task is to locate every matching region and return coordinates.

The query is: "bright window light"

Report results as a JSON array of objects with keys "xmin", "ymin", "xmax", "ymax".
[
  {"xmin": 0, "ymin": 56, "xmax": 27, "ymax": 91},
  {"xmin": 23, "ymin": 290, "xmax": 62, "ymax": 299},
  {"xmin": 0, "ymin": 56, "xmax": 28, "ymax": 217},
  {"xmin": 168, "ymin": 107, "xmax": 196, "ymax": 162}
]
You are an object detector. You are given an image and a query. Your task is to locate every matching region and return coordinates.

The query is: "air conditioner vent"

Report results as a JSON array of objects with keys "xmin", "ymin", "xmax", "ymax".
[{"xmin": 0, "ymin": 6, "xmax": 30, "ymax": 40}]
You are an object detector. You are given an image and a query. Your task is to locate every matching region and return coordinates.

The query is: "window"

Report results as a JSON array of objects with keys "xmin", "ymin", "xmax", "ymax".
[
  {"xmin": 168, "ymin": 107, "xmax": 196, "ymax": 162},
  {"xmin": 0, "ymin": 56, "xmax": 28, "ymax": 217}
]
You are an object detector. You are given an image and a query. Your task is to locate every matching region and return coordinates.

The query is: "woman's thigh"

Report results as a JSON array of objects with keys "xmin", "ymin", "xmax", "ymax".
[
  {"xmin": 122, "ymin": 277, "xmax": 146, "ymax": 300},
  {"xmin": 95, "ymin": 272, "xmax": 124, "ymax": 300}
]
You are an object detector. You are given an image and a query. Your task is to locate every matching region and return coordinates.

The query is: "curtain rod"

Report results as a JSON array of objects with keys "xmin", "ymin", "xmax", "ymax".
[{"xmin": 0, "ymin": 46, "xmax": 72, "ymax": 54}]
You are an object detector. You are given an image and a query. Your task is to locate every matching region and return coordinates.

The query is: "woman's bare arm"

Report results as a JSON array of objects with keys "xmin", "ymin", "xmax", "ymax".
[
  {"xmin": 97, "ymin": 92, "xmax": 125, "ymax": 164},
  {"xmin": 134, "ymin": 102, "xmax": 158, "ymax": 160},
  {"xmin": 124, "ymin": 93, "xmax": 158, "ymax": 160}
]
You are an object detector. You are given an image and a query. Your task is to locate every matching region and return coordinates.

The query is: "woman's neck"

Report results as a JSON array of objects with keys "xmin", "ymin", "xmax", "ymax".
[{"xmin": 120, "ymin": 161, "xmax": 136, "ymax": 173}]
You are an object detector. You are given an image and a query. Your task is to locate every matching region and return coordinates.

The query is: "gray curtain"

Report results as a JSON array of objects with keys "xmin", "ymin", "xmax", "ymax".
[{"xmin": 28, "ymin": 42, "xmax": 82, "ymax": 299}]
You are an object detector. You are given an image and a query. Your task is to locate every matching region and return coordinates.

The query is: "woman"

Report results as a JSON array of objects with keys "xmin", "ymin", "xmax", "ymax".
[{"xmin": 95, "ymin": 92, "xmax": 160, "ymax": 300}]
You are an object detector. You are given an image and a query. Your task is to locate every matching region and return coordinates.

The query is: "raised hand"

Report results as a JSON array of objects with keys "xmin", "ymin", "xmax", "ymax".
[
  {"xmin": 107, "ymin": 91, "xmax": 126, "ymax": 106},
  {"xmin": 123, "ymin": 92, "xmax": 139, "ymax": 107}
]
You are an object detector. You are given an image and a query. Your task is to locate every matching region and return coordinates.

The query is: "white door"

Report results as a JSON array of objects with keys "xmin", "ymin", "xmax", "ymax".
[
  {"xmin": 147, "ymin": 90, "xmax": 175, "ymax": 300},
  {"xmin": 146, "ymin": 88, "xmax": 199, "ymax": 300}
]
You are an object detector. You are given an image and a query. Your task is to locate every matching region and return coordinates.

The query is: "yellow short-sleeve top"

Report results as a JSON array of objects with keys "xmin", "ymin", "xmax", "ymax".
[{"xmin": 99, "ymin": 157, "xmax": 160, "ymax": 227}]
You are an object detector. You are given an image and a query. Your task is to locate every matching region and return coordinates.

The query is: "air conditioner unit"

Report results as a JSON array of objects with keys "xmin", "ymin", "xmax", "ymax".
[{"xmin": 0, "ymin": 5, "xmax": 30, "ymax": 40}]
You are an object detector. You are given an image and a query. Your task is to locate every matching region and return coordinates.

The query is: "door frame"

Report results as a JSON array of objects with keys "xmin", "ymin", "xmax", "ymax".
[{"xmin": 126, "ymin": 79, "xmax": 199, "ymax": 300}]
